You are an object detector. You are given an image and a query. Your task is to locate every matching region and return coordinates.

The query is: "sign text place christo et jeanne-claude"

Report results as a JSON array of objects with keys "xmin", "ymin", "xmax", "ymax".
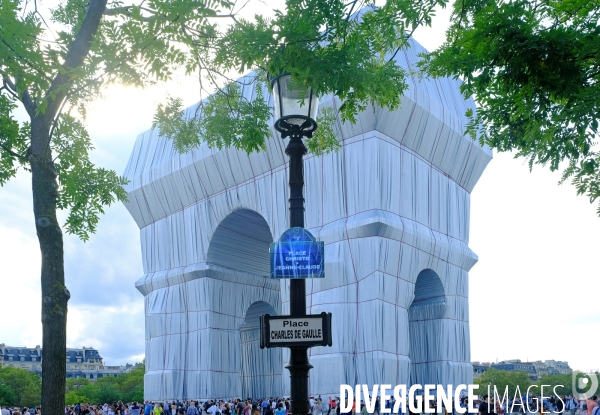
[{"xmin": 270, "ymin": 227, "xmax": 324, "ymax": 279}]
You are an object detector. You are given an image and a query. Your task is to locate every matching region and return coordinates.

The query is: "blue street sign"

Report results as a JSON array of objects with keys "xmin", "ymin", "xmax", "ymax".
[{"xmin": 270, "ymin": 227, "xmax": 325, "ymax": 279}]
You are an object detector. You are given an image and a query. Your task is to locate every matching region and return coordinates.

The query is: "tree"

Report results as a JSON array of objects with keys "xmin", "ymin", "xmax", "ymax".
[
  {"xmin": 65, "ymin": 377, "xmax": 91, "ymax": 394},
  {"xmin": 421, "ymin": 0, "xmax": 600, "ymax": 214},
  {"xmin": 474, "ymin": 368, "xmax": 532, "ymax": 398},
  {"xmin": 0, "ymin": 367, "xmax": 41, "ymax": 407},
  {"xmin": 65, "ymin": 390, "xmax": 89, "ymax": 406},
  {"xmin": 94, "ymin": 381, "xmax": 121, "ymax": 404},
  {"xmin": 111, "ymin": 365, "xmax": 144, "ymax": 403},
  {"xmin": 1, "ymin": 0, "xmax": 447, "ymax": 413},
  {"xmin": 0, "ymin": 382, "xmax": 18, "ymax": 407},
  {"xmin": 533, "ymin": 374, "xmax": 573, "ymax": 396}
]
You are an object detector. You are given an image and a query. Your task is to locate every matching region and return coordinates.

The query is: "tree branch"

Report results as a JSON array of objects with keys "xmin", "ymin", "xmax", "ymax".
[
  {"xmin": 3, "ymin": 77, "xmax": 35, "ymax": 117},
  {"xmin": 43, "ymin": 0, "xmax": 109, "ymax": 124},
  {"xmin": 388, "ymin": 0, "xmax": 439, "ymax": 62},
  {"xmin": 0, "ymin": 142, "xmax": 28, "ymax": 163},
  {"xmin": 103, "ymin": 6, "xmax": 160, "ymax": 22}
]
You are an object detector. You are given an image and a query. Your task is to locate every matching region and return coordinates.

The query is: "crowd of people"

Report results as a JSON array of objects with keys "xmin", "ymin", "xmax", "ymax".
[
  {"xmin": 459, "ymin": 394, "xmax": 596, "ymax": 415},
  {"xmin": 0, "ymin": 393, "xmax": 597, "ymax": 415}
]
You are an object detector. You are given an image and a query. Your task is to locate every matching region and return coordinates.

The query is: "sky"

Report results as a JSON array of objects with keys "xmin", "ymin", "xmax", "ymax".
[{"xmin": 0, "ymin": 2, "xmax": 599, "ymax": 372}]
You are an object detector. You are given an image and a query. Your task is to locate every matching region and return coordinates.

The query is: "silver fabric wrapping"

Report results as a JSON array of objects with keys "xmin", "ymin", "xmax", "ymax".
[{"xmin": 123, "ymin": 37, "xmax": 492, "ymax": 401}]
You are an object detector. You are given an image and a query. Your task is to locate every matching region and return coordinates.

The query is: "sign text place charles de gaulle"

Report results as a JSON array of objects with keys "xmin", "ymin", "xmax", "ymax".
[{"xmin": 260, "ymin": 313, "xmax": 333, "ymax": 349}]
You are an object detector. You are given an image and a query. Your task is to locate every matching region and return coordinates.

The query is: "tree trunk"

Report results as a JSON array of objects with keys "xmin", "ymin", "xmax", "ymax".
[{"xmin": 30, "ymin": 116, "xmax": 70, "ymax": 414}]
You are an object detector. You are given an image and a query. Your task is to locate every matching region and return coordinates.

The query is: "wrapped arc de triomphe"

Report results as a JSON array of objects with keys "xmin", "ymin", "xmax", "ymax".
[{"xmin": 122, "ymin": 37, "xmax": 492, "ymax": 401}]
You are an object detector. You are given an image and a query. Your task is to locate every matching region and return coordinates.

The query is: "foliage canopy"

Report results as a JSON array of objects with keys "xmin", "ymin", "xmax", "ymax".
[
  {"xmin": 153, "ymin": 0, "xmax": 447, "ymax": 155},
  {"xmin": 532, "ymin": 374, "xmax": 574, "ymax": 397},
  {"xmin": 421, "ymin": 0, "xmax": 600, "ymax": 214},
  {"xmin": 0, "ymin": 366, "xmax": 42, "ymax": 407},
  {"xmin": 0, "ymin": 365, "xmax": 144, "ymax": 406},
  {"xmin": 474, "ymin": 368, "xmax": 532, "ymax": 398},
  {"xmin": 64, "ymin": 365, "xmax": 145, "ymax": 404}
]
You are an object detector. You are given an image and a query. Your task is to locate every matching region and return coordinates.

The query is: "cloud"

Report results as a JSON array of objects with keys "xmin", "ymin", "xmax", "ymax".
[
  {"xmin": 68, "ymin": 303, "xmax": 145, "ymax": 365},
  {"xmin": 63, "ymin": 203, "xmax": 142, "ymax": 307}
]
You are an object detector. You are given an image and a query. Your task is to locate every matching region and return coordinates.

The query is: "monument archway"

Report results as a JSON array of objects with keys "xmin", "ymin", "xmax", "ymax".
[
  {"xmin": 126, "ymin": 32, "xmax": 488, "ymax": 401},
  {"xmin": 240, "ymin": 301, "xmax": 282, "ymax": 398},
  {"xmin": 408, "ymin": 269, "xmax": 447, "ymax": 387},
  {"xmin": 202, "ymin": 208, "xmax": 283, "ymax": 398}
]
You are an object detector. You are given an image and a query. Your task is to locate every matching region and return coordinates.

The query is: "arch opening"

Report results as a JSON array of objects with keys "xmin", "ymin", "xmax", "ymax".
[
  {"xmin": 408, "ymin": 269, "xmax": 447, "ymax": 387},
  {"xmin": 207, "ymin": 209, "xmax": 272, "ymax": 275},
  {"xmin": 240, "ymin": 301, "xmax": 282, "ymax": 398}
]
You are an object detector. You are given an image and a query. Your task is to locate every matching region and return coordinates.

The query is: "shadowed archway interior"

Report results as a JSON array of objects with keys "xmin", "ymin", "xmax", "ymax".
[
  {"xmin": 408, "ymin": 269, "xmax": 447, "ymax": 386},
  {"xmin": 207, "ymin": 209, "xmax": 273, "ymax": 275},
  {"xmin": 240, "ymin": 301, "xmax": 281, "ymax": 398}
]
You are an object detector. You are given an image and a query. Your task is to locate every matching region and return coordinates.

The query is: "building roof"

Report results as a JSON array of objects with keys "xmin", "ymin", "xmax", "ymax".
[
  {"xmin": 0, "ymin": 345, "xmax": 103, "ymax": 363},
  {"xmin": 492, "ymin": 362, "xmax": 536, "ymax": 373}
]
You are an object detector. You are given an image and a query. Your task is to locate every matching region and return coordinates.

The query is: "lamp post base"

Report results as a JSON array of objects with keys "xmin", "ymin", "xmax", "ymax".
[{"xmin": 287, "ymin": 346, "xmax": 313, "ymax": 415}]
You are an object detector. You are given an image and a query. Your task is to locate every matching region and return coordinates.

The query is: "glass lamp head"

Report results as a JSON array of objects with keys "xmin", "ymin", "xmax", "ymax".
[{"xmin": 270, "ymin": 74, "xmax": 318, "ymax": 137}]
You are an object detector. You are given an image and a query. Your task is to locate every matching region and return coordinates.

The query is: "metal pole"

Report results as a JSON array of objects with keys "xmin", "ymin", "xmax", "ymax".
[{"xmin": 285, "ymin": 130, "xmax": 312, "ymax": 415}]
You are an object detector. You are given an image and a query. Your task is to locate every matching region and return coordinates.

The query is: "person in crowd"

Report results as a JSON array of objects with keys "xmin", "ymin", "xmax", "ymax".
[
  {"xmin": 313, "ymin": 400, "xmax": 322, "ymax": 415},
  {"xmin": 556, "ymin": 396, "xmax": 565, "ymax": 415},
  {"xmin": 478, "ymin": 395, "xmax": 495, "ymax": 415},
  {"xmin": 242, "ymin": 402, "xmax": 250, "ymax": 415},
  {"xmin": 567, "ymin": 396, "xmax": 579, "ymax": 415},
  {"xmin": 207, "ymin": 402, "xmax": 221, "ymax": 415},
  {"xmin": 587, "ymin": 396, "xmax": 598, "ymax": 415},
  {"xmin": 327, "ymin": 398, "xmax": 335, "ymax": 415},
  {"xmin": 235, "ymin": 400, "xmax": 244, "ymax": 415},
  {"xmin": 274, "ymin": 403, "xmax": 285, "ymax": 415},
  {"xmin": 186, "ymin": 402, "xmax": 199, "ymax": 415}
]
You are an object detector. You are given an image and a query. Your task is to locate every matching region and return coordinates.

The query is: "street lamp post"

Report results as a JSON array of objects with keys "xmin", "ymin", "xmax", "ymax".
[{"xmin": 270, "ymin": 74, "xmax": 319, "ymax": 415}]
